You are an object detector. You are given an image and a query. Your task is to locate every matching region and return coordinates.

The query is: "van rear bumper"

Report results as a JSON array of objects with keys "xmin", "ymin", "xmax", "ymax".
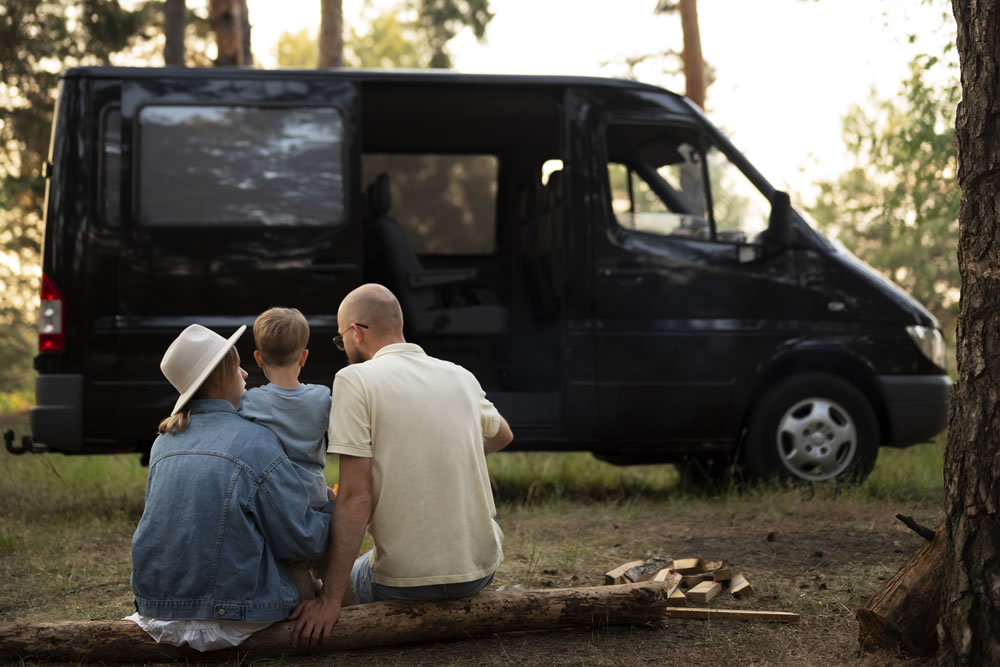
[
  {"xmin": 878, "ymin": 374, "xmax": 951, "ymax": 447},
  {"xmin": 30, "ymin": 374, "xmax": 83, "ymax": 452}
]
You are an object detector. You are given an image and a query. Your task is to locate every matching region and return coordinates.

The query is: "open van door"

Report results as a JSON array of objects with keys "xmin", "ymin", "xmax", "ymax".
[{"xmin": 90, "ymin": 75, "xmax": 361, "ymax": 447}]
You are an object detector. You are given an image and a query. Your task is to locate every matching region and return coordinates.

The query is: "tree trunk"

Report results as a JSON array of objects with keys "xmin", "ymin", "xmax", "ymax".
[
  {"xmin": 318, "ymin": 0, "xmax": 343, "ymax": 68},
  {"xmin": 940, "ymin": 1, "xmax": 1000, "ymax": 665},
  {"xmin": 240, "ymin": 0, "xmax": 253, "ymax": 66},
  {"xmin": 678, "ymin": 0, "xmax": 705, "ymax": 108},
  {"xmin": 856, "ymin": 522, "xmax": 944, "ymax": 656},
  {"xmin": 210, "ymin": 0, "xmax": 245, "ymax": 67},
  {"xmin": 0, "ymin": 582, "xmax": 669, "ymax": 663},
  {"xmin": 164, "ymin": 0, "xmax": 186, "ymax": 66}
]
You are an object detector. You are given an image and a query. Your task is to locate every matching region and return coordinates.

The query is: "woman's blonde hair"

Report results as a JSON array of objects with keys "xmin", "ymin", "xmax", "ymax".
[{"xmin": 157, "ymin": 346, "xmax": 240, "ymax": 435}]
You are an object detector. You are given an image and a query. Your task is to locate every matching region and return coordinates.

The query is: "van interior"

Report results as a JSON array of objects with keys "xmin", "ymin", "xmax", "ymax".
[{"xmin": 357, "ymin": 84, "xmax": 564, "ymax": 413}]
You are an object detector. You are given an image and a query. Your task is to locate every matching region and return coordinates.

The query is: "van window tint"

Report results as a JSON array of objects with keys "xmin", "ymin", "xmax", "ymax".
[
  {"xmin": 138, "ymin": 105, "xmax": 344, "ymax": 226},
  {"xmin": 362, "ymin": 154, "xmax": 498, "ymax": 254},
  {"xmin": 605, "ymin": 124, "xmax": 709, "ymax": 240},
  {"xmin": 102, "ymin": 107, "xmax": 121, "ymax": 226},
  {"xmin": 707, "ymin": 146, "xmax": 771, "ymax": 244}
]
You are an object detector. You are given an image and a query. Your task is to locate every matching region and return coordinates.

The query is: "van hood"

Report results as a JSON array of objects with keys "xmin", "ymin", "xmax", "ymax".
[{"xmin": 827, "ymin": 239, "xmax": 940, "ymax": 329}]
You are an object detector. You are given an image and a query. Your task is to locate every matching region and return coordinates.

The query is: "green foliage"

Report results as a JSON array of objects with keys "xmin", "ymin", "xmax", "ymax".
[
  {"xmin": 276, "ymin": 28, "xmax": 319, "ymax": 68},
  {"xmin": 279, "ymin": 0, "xmax": 492, "ymax": 70},
  {"xmin": 0, "ymin": 0, "xmax": 157, "ymax": 392},
  {"xmin": 809, "ymin": 52, "xmax": 960, "ymax": 334}
]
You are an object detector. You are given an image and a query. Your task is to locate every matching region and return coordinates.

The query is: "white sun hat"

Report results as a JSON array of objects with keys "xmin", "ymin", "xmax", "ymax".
[{"xmin": 160, "ymin": 324, "xmax": 246, "ymax": 416}]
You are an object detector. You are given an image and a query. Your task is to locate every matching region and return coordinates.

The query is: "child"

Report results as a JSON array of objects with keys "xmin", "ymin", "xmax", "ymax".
[
  {"xmin": 238, "ymin": 307, "xmax": 337, "ymax": 601},
  {"xmin": 239, "ymin": 307, "xmax": 332, "ymax": 509}
]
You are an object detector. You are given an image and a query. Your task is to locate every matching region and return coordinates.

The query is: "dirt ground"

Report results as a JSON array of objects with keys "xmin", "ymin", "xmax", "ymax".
[{"xmin": 4, "ymin": 488, "xmax": 942, "ymax": 666}]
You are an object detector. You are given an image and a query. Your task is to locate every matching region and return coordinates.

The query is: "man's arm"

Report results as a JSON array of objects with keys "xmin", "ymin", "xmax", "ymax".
[
  {"xmin": 484, "ymin": 415, "xmax": 513, "ymax": 455},
  {"xmin": 289, "ymin": 454, "xmax": 372, "ymax": 649}
]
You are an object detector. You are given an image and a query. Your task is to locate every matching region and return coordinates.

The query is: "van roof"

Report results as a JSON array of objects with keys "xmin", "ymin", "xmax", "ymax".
[{"xmin": 62, "ymin": 66, "xmax": 682, "ymax": 96}]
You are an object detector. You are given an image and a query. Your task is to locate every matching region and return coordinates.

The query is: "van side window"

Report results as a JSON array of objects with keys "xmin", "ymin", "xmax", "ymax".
[
  {"xmin": 605, "ymin": 124, "xmax": 709, "ymax": 240},
  {"xmin": 707, "ymin": 145, "xmax": 771, "ymax": 244},
  {"xmin": 361, "ymin": 154, "xmax": 498, "ymax": 254},
  {"xmin": 137, "ymin": 106, "xmax": 345, "ymax": 226},
  {"xmin": 101, "ymin": 107, "xmax": 121, "ymax": 226}
]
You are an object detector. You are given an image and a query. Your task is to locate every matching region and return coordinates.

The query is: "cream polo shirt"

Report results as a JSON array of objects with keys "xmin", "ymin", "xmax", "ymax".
[{"xmin": 327, "ymin": 343, "xmax": 503, "ymax": 587}]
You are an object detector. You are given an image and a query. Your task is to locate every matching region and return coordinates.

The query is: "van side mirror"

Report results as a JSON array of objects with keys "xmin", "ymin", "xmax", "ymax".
[{"xmin": 766, "ymin": 190, "xmax": 795, "ymax": 246}]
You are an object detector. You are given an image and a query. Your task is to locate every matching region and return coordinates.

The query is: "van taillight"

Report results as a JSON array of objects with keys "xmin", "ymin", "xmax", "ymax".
[{"xmin": 39, "ymin": 274, "xmax": 65, "ymax": 351}]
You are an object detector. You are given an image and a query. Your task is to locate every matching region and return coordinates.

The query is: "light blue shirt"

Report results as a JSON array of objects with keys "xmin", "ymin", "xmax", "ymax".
[{"xmin": 239, "ymin": 383, "xmax": 331, "ymax": 506}]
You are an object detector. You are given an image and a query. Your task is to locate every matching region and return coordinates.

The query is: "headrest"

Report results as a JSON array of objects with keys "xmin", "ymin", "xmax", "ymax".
[{"xmin": 368, "ymin": 172, "xmax": 391, "ymax": 218}]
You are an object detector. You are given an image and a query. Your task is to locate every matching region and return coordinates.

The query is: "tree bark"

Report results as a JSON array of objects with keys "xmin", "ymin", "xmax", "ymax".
[
  {"xmin": 210, "ymin": 0, "xmax": 245, "ymax": 67},
  {"xmin": 318, "ymin": 0, "xmax": 344, "ymax": 68},
  {"xmin": 240, "ymin": 0, "xmax": 253, "ymax": 66},
  {"xmin": 678, "ymin": 0, "xmax": 705, "ymax": 108},
  {"xmin": 163, "ymin": 0, "xmax": 186, "ymax": 66},
  {"xmin": 0, "ymin": 582, "xmax": 670, "ymax": 663},
  {"xmin": 856, "ymin": 522, "xmax": 944, "ymax": 656},
  {"xmin": 941, "ymin": 1, "xmax": 1000, "ymax": 665}
]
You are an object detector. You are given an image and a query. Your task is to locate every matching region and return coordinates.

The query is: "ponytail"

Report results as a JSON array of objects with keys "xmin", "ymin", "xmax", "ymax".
[{"xmin": 158, "ymin": 405, "xmax": 192, "ymax": 435}]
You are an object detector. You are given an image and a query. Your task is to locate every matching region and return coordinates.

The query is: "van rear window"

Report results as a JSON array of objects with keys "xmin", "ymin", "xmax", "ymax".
[
  {"xmin": 137, "ymin": 105, "xmax": 345, "ymax": 226},
  {"xmin": 362, "ymin": 154, "xmax": 498, "ymax": 255}
]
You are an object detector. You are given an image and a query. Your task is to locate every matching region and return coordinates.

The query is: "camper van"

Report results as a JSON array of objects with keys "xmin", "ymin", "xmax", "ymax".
[{"xmin": 11, "ymin": 66, "xmax": 950, "ymax": 483}]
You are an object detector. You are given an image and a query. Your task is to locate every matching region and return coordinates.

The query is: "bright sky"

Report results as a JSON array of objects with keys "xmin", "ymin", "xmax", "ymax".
[{"xmin": 246, "ymin": 0, "xmax": 955, "ymax": 197}]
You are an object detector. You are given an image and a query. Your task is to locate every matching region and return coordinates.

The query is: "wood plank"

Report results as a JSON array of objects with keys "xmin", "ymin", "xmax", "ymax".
[
  {"xmin": 623, "ymin": 554, "xmax": 674, "ymax": 583},
  {"xmin": 667, "ymin": 587, "xmax": 688, "ymax": 607},
  {"xmin": 671, "ymin": 557, "xmax": 701, "ymax": 574},
  {"xmin": 730, "ymin": 573, "xmax": 754, "ymax": 598},
  {"xmin": 651, "ymin": 569, "xmax": 682, "ymax": 595},
  {"xmin": 696, "ymin": 559, "xmax": 724, "ymax": 573},
  {"xmin": 604, "ymin": 560, "xmax": 643, "ymax": 585},
  {"xmin": 687, "ymin": 580, "xmax": 723, "ymax": 602},
  {"xmin": 711, "ymin": 568, "xmax": 733, "ymax": 582},
  {"xmin": 665, "ymin": 608, "xmax": 800, "ymax": 624},
  {"xmin": 680, "ymin": 574, "xmax": 711, "ymax": 588}
]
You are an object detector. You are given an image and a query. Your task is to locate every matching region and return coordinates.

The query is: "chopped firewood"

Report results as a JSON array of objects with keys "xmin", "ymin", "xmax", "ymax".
[
  {"xmin": 651, "ymin": 569, "xmax": 683, "ymax": 594},
  {"xmin": 696, "ymin": 559, "xmax": 724, "ymax": 573},
  {"xmin": 604, "ymin": 560, "xmax": 643, "ymax": 585},
  {"xmin": 665, "ymin": 608, "xmax": 799, "ymax": 624},
  {"xmin": 680, "ymin": 574, "xmax": 711, "ymax": 589},
  {"xmin": 672, "ymin": 557, "xmax": 701, "ymax": 574},
  {"xmin": 730, "ymin": 573, "xmax": 754, "ymax": 598},
  {"xmin": 667, "ymin": 587, "xmax": 688, "ymax": 607},
  {"xmin": 687, "ymin": 580, "xmax": 723, "ymax": 603},
  {"xmin": 711, "ymin": 568, "xmax": 733, "ymax": 582},
  {"xmin": 624, "ymin": 554, "xmax": 674, "ymax": 583}
]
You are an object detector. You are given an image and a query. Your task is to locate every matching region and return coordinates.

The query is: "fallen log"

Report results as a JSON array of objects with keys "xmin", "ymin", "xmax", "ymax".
[
  {"xmin": 0, "ymin": 581, "xmax": 671, "ymax": 663},
  {"xmin": 856, "ymin": 520, "xmax": 944, "ymax": 656}
]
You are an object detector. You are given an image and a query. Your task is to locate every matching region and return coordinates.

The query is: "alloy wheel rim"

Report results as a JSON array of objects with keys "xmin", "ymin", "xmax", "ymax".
[{"xmin": 775, "ymin": 397, "xmax": 857, "ymax": 481}]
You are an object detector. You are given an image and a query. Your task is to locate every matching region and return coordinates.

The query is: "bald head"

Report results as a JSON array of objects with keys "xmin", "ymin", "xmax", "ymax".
[{"xmin": 338, "ymin": 284, "xmax": 404, "ymax": 340}]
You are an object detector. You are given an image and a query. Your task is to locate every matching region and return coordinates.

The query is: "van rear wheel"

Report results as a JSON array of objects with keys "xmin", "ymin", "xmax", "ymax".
[{"xmin": 744, "ymin": 374, "xmax": 878, "ymax": 483}]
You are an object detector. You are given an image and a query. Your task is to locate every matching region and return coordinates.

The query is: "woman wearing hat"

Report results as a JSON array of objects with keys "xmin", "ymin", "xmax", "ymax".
[{"xmin": 126, "ymin": 324, "xmax": 333, "ymax": 651}]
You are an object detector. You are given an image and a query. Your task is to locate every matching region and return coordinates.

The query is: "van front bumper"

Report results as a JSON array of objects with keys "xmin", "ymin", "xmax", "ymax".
[
  {"xmin": 30, "ymin": 374, "xmax": 83, "ymax": 452},
  {"xmin": 878, "ymin": 374, "xmax": 952, "ymax": 447}
]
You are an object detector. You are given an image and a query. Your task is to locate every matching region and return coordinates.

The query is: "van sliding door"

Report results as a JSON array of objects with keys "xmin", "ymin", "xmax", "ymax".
[{"xmin": 103, "ymin": 76, "xmax": 360, "ymax": 432}]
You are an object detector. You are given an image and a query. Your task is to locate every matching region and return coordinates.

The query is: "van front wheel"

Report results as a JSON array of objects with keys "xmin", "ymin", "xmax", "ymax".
[{"xmin": 744, "ymin": 374, "xmax": 878, "ymax": 483}]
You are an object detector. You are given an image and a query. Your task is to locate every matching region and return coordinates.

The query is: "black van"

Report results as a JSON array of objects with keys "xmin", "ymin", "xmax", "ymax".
[{"xmin": 15, "ymin": 66, "xmax": 950, "ymax": 483}]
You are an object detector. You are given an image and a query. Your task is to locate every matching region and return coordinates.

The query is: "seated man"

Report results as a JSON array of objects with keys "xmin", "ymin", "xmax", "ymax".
[{"xmin": 291, "ymin": 283, "xmax": 513, "ymax": 648}]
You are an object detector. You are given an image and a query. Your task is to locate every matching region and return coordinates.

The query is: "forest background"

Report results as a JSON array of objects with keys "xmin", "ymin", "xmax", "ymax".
[{"xmin": 0, "ymin": 0, "xmax": 959, "ymax": 404}]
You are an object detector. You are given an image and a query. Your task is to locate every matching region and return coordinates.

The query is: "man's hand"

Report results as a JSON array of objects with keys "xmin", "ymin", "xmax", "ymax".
[{"xmin": 289, "ymin": 595, "xmax": 342, "ymax": 650}]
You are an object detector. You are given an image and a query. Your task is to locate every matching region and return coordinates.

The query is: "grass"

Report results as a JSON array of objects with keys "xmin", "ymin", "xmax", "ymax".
[{"xmin": 0, "ymin": 424, "xmax": 946, "ymax": 664}]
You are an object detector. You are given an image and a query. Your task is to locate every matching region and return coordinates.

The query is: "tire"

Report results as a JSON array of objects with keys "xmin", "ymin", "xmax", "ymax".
[{"xmin": 743, "ymin": 373, "xmax": 878, "ymax": 483}]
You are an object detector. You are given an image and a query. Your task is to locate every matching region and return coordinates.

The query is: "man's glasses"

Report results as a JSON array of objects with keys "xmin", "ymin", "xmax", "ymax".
[{"xmin": 333, "ymin": 323, "xmax": 368, "ymax": 351}]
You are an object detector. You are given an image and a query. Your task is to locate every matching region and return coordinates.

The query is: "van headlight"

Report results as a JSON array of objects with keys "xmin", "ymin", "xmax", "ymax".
[{"xmin": 906, "ymin": 325, "xmax": 946, "ymax": 369}]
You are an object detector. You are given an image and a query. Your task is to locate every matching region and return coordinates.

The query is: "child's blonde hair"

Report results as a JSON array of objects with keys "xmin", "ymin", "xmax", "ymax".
[{"xmin": 253, "ymin": 307, "xmax": 310, "ymax": 367}]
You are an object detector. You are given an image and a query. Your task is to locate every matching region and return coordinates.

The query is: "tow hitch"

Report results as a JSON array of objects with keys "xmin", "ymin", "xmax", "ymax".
[{"xmin": 3, "ymin": 429, "xmax": 36, "ymax": 455}]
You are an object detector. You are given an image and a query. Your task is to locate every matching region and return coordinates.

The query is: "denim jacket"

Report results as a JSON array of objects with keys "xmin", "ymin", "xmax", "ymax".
[{"xmin": 131, "ymin": 400, "xmax": 332, "ymax": 623}]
